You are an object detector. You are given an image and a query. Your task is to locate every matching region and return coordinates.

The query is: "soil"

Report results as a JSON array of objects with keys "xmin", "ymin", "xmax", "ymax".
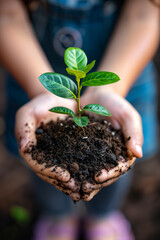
[{"xmin": 28, "ymin": 117, "xmax": 131, "ymax": 185}]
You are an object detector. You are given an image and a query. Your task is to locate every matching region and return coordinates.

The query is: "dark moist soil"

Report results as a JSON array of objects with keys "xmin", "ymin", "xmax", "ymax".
[{"xmin": 27, "ymin": 117, "xmax": 131, "ymax": 185}]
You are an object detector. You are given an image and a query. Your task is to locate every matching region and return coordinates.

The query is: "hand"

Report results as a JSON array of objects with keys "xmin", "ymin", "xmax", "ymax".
[
  {"xmin": 15, "ymin": 93, "xmax": 81, "ymax": 201},
  {"xmin": 80, "ymin": 87, "xmax": 143, "ymax": 201}
]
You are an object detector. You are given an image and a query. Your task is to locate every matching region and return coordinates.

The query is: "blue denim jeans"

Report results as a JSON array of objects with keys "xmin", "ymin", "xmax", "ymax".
[{"xmin": 5, "ymin": 0, "xmax": 159, "ymax": 218}]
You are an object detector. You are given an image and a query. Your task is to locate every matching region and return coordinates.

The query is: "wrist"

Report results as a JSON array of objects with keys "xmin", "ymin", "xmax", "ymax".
[
  {"xmin": 97, "ymin": 66, "xmax": 130, "ymax": 98},
  {"xmin": 97, "ymin": 85, "xmax": 127, "ymax": 98},
  {"xmin": 27, "ymin": 87, "xmax": 50, "ymax": 99},
  {"xmin": 25, "ymin": 67, "xmax": 54, "ymax": 99}
]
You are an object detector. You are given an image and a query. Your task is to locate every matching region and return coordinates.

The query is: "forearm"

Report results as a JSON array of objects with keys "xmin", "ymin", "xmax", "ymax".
[
  {"xmin": 0, "ymin": 0, "xmax": 52, "ymax": 98},
  {"xmin": 97, "ymin": 0, "xmax": 160, "ymax": 97}
]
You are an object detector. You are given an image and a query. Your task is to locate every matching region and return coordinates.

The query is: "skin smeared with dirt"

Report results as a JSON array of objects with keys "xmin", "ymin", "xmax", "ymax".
[{"xmin": 26, "ymin": 117, "xmax": 132, "ymax": 193}]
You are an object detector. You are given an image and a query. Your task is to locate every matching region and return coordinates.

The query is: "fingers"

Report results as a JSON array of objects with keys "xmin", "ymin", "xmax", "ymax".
[
  {"xmin": 82, "ymin": 175, "xmax": 119, "ymax": 193},
  {"xmin": 129, "ymin": 157, "xmax": 136, "ymax": 167},
  {"xmin": 82, "ymin": 181, "xmax": 97, "ymax": 193},
  {"xmin": 94, "ymin": 155, "xmax": 136, "ymax": 183},
  {"xmin": 112, "ymin": 98, "xmax": 143, "ymax": 158},
  {"xmin": 121, "ymin": 105, "xmax": 143, "ymax": 158},
  {"xmin": 94, "ymin": 169, "xmax": 118, "ymax": 183},
  {"xmin": 37, "ymin": 173, "xmax": 59, "ymax": 185},
  {"xmin": 82, "ymin": 92, "xmax": 143, "ymax": 158},
  {"xmin": 109, "ymin": 118, "xmax": 121, "ymax": 130},
  {"xmin": 21, "ymin": 149, "xmax": 80, "ymax": 199},
  {"xmin": 100, "ymin": 177, "xmax": 119, "ymax": 188},
  {"xmin": 15, "ymin": 93, "xmax": 78, "ymax": 183},
  {"xmin": 101, "ymin": 93, "xmax": 143, "ymax": 158},
  {"xmin": 82, "ymin": 177, "xmax": 119, "ymax": 201},
  {"xmin": 37, "ymin": 173, "xmax": 81, "ymax": 202},
  {"xmin": 94, "ymin": 166, "xmax": 124, "ymax": 183},
  {"xmin": 82, "ymin": 189, "xmax": 100, "ymax": 201},
  {"xmin": 15, "ymin": 107, "xmax": 37, "ymax": 152},
  {"xmin": 106, "ymin": 95, "xmax": 143, "ymax": 158},
  {"xmin": 20, "ymin": 150, "xmax": 71, "ymax": 182},
  {"xmin": 63, "ymin": 178, "xmax": 81, "ymax": 192}
]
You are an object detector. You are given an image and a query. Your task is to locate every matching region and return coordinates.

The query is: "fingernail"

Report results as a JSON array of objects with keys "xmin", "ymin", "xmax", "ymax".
[
  {"xmin": 112, "ymin": 120, "xmax": 121, "ymax": 130},
  {"xmin": 19, "ymin": 138, "xmax": 26, "ymax": 149},
  {"xmin": 136, "ymin": 145, "xmax": 143, "ymax": 158},
  {"xmin": 20, "ymin": 138, "xmax": 29, "ymax": 151}
]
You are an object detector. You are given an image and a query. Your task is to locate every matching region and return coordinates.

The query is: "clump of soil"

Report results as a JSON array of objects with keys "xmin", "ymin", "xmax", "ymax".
[{"xmin": 28, "ymin": 117, "xmax": 131, "ymax": 185}]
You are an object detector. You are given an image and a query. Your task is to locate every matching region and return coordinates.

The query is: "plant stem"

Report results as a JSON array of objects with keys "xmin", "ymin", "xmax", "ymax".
[{"xmin": 76, "ymin": 77, "xmax": 81, "ymax": 117}]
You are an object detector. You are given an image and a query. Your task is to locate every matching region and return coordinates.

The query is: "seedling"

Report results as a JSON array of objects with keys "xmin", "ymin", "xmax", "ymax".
[{"xmin": 39, "ymin": 47, "xmax": 120, "ymax": 127}]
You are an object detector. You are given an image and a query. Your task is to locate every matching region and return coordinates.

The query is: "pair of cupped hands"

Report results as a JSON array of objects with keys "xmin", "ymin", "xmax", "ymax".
[{"xmin": 15, "ymin": 87, "xmax": 143, "ymax": 202}]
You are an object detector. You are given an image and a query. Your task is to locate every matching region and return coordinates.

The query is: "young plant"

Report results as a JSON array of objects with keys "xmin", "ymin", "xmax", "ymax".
[{"xmin": 39, "ymin": 47, "xmax": 120, "ymax": 127}]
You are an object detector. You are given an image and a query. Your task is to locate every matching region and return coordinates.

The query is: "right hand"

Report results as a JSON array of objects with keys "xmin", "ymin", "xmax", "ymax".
[
  {"xmin": 15, "ymin": 93, "xmax": 81, "ymax": 201},
  {"xmin": 79, "ymin": 88, "xmax": 143, "ymax": 201}
]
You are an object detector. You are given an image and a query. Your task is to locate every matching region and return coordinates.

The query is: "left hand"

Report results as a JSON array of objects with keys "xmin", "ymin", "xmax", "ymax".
[
  {"xmin": 15, "ymin": 93, "xmax": 81, "ymax": 201},
  {"xmin": 80, "ymin": 86, "xmax": 143, "ymax": 201}
]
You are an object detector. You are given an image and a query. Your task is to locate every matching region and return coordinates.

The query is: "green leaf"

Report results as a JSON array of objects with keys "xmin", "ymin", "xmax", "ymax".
[
  {"xmin": 73, "ymin": 116, "xmax": 88, "ymax": 127},
  {"xmin": 82, "ymin": 104, "xmax": 111, "ymax": 116},
  {"xmin": 39, "ymin": 73, "xmax": 77, "ymax": 99},
  {"xmin": 81, "ymin": 71, "xmax": 120, "ymax": 86},
  {"xmin": 64, "ymin": 47, "xmax": 87, "ymax": 71},
  {"xmin": 49, "ymin": 106, "xmax": 75, "ymax": 117},
  {"xmin": 83, "ymin": 60, "xmax": 96, "ymax": 74},
  {"xmin": 10, "ymin": 205, "xmax": 30, "ymax": 224},
  {"xmin": 66, "ymin": 68, "xmax": 86, "ymax": 79}
]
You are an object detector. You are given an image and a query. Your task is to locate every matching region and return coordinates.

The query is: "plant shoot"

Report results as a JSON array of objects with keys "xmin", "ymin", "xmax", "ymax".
[{"xmin": 39, "ymin": 47, "xmax": 120, "ymax": 127}]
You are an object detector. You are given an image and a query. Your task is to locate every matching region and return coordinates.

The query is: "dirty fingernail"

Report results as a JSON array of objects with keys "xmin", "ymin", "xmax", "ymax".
[
  {"xmin": 136, "ymin": 144, "xmax": 143, "ymax": 158},
  {"xmin": 95, "ymin": 169, "xmax": 108, "ymax": 183}
]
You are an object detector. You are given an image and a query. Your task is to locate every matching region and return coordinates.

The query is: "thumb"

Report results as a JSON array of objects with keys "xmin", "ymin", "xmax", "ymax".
[
  {"xmin": 120, "ymin": 102, "xmax": 143, "ymax": 158},
  {"xmin": 15, "ymin": 106, "xmax": 37, "ymax": 153}
]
